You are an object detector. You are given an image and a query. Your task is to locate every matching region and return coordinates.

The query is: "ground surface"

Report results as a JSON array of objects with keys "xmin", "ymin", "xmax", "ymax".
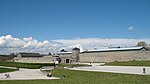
[
  {"xmin": 68, "ymin": 65, "xmax": 150, "ymax": 75},
  {"xmin": 1, "ymin": 68, "xmax": 150, "ymax": 84},
  {"xmin": 0, "ymin": 61, "xmax": 150, "ymax": 84},
  {"xmin": 0, "ymin": 68, "xmax": 59, "ymax": 80}
]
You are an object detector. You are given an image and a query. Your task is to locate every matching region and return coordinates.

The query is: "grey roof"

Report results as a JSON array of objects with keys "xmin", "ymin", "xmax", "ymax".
[
  {"xmin": 56, "ymin": 52, "xmax": 72, "ymax": 55},
  {"xmin": 72, "ymin": 47, "xmax": 80, "ymax": 50},
  {"xmin": 18, "ymin": 53, "xmax": 42, "ymax": 57},
  {"xmin": 83, "ymin": 47, "xmax": 146, "ymax": 53}
]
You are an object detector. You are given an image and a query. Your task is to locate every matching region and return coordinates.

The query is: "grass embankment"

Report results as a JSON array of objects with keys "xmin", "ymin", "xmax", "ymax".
[
  {"xmin": 0, "ymin": 62, "xmax": 55, "ymax": 69},
  {"xmin": 105, "ymin": 60, "xmax": 150, "ymax": 66},
  {"xmin": 0, "ymin": 68, "xmax": 150, "ymax": 84},
  {"xmin": 0, "ymin": 62, "xmax": 87, "ymax": 69},
  {"xmin": 0, "ymin": 67, "xmax": 17, "ymax": 73}
]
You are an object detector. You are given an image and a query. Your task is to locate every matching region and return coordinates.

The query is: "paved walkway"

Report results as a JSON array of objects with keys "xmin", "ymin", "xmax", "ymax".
[
  {"xmin": 0, "ymin": 68, "xmax": 59, "ymax": 80},
  {"xmin": 68, "ymin": 66, "xmax": 150, "ymax": 75}
]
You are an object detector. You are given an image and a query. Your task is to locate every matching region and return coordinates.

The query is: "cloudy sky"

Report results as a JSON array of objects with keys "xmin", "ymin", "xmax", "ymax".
[
  {"xmin": 0, "ymin": 0, "xmax": 150, "ymax": 54},
  {"xmin": 0, "ymin": 35, "xmax": 150, "ymax": 54}
]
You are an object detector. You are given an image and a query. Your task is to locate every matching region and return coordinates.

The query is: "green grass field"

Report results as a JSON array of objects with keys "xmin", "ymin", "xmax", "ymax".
[
  {"xmin": 0, "ymin": 68, "xmax": 150, "ymax": 84},
  {"xmin": 105, "ymin": 60, "xmax": 150, "ymax": 66},
  {"xmin": 0, "ymin": 62, "xmax": 55, "ymax": 69},
  {"xmin": 0, "ymin": 67, "xmax": 17, "ymax": 73},
  {"xmin": 0, "ymin": 62, "xmax": 87, "ymax": 69}
]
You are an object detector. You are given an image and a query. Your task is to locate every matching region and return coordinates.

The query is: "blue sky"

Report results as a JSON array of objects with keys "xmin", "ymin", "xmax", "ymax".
[
  {"xmin": 0, "ymin": 0, "xmax": 150, "ymax": 41},
  {"xmin": 0, "ymin": 0, "xmax": 150, "ymax": 54}
]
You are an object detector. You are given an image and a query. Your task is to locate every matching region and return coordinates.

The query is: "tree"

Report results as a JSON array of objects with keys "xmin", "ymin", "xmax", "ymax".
[{"xmin": 137, "ymin": 41, "xmax": 147, "ymax": 47}]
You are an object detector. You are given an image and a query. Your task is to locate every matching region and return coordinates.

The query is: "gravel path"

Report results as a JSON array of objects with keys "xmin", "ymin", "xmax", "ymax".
[
  {"xmin": 68, "ymin": 65, "xmax": 150, "ymax": 75},
  {"xmin": 0, "ymin": 68, "xmax": 59, "ymax": 80}
]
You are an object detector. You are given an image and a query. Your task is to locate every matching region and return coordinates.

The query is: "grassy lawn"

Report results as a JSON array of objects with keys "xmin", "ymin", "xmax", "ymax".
[
  {"xmin": 0, "ymin": 68, "xmax": 150, "ymax": 84},
  {"xmin": 0, "ymin": 67, "xmax": 17, "ymax": 73},
  {"xmin": 0, "ymin": 62, "xmax": 55, "ymax": 69},
  {"xmin": 105, "ymin": 60, "xmax": 150, "ymax": 66},
  {"xmin": 0, "ymin": 61, "xmax": 150, "ymax": 84},
  {"xmin": 0, "ymin": 62, "xmax": 88, "ymax": 69}
]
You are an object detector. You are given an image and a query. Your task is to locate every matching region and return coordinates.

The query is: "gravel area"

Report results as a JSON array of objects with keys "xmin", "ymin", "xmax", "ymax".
[
  {"xmin": 68, "ymin": 65, "xmax": 150, "ymax": 75},
  {"xmin": 0, "ymin": 68, "xmax": 59, "ymax": 80}
]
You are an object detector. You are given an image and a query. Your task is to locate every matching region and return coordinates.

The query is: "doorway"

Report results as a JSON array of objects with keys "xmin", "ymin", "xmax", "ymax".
[{"xmin": 66, "ymin": 59, "xmax": 70, "ymax": 63}]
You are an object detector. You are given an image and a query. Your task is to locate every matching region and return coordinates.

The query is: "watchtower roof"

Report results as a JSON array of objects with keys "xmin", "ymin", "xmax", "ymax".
[{"xmin": 72, "ymin": 47, "xmax": 80, "ymax": 50}]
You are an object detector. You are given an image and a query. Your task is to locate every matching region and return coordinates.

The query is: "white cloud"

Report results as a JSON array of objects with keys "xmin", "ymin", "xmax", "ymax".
[
  {"xmin": 23, "ymin": 37, "xmax": 33, "ymax": 42},
  {"xmin": 0, "ymin": 35, "xmax": 150, "ymax": 54},
  {"xmin": 0, "ymin": 35, "xmax": 60, "ymax": 54},
  {"xmin": 128, "ymin": 26, "xmax": 137, "ymax": 31},
  {"xmin": 128, "ymin": 26, "xmax": 134, "ymax": 31},
  {"xmin": 53, "ymin": 38, "xmax": 150, "ymax": 50}
]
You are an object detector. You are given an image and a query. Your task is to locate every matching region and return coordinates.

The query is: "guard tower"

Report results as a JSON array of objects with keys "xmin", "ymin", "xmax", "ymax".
[{"xmin": 72, "ymin": 47, "xmax": 80, "ymax": 62}]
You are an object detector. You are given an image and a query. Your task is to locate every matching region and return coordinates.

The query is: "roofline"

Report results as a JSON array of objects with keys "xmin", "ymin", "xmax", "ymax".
[
  {"xmin": 18, "ymin": 52, "xmax": 40, "ymax": 54},
  {"xmin": 83, "ymin": 47, "xmax": 146, "ymax": 53},
  {"xmin": 19, "ymin": 55, "xmax": 43, "ymax": 57}
]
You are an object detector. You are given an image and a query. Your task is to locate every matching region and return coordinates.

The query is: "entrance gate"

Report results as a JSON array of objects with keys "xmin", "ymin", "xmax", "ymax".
[{"xmin": 66, "ymin": 59, "xmax": 70, "ymax": 63}]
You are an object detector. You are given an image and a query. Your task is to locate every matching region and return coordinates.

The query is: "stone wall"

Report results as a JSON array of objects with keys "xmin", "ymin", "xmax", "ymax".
[
  {"xmin": 14, "ymin": 56, "xmax": 54, "ymax": 63},
  {"xmin": 79, "ymin": 51, "xmax": 150, "ymax": 62},
  {"xmin": 59, "ymin": 54, "xmax": 76, "ymax": 63},
  {"xmin": 14, "ymin": 51, "xmax": 150, "ymax": 63}
]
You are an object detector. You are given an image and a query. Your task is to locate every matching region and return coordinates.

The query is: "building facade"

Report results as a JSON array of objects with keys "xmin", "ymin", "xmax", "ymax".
[
  {"xmin": 14, "ymin": 47, "xmax": 150, "ymax": 63},
  {"xmin": 57, "ymin": 47, "xmax": 150, "ymax": 63}
]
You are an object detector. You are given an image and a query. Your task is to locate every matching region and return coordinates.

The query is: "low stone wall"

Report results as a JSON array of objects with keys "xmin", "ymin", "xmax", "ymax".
[
  {"xmin": 79, "ymin": 51, "xmax": 150, "ymax": 62},
  {"xmin": 14, "ymin": 56, "xmax": 54, "ymax": 63}
]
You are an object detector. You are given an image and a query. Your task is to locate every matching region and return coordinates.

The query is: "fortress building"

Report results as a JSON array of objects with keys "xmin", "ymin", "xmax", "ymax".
[
  {"xmin": 14, "ymin": 46, "xmax": 150, "ymax": 63},
  {"xmin": 56, "ymin": 46, "xmax": 150, "ymax": 63}
]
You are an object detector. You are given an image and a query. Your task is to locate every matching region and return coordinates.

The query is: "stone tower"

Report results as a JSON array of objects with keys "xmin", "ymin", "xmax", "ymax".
[{"xmin": 72, "ymin": 47, "xmax": 80, "ymax": 62}]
